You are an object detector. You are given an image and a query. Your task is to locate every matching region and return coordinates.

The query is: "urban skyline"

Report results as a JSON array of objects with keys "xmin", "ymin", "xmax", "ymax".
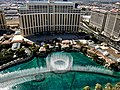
[{"xmin": 0, "ymin": 0, "xmax": 120, "ymax": 90}]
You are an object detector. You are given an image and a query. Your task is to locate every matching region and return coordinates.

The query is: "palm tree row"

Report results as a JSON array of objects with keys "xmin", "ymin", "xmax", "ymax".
[{"xmin": 83, "ymin": 82, "xmax": 120, "ymax": 90}]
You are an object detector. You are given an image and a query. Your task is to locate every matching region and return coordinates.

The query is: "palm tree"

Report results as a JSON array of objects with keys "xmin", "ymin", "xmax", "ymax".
[
  {"xmin": 80, "ymin": 46, "xmax": 88, "ymax": 55},
  {"xmin": 83, "ymin": 86, "xmax": 91, "ymax": 90},
  {"xmin": 114, "ymin": 82, "xmax": 120, "ymax": 90},
  {"xmin": 104, "ymin": 83, "xmax": 113, "ymax": 90},
  {"xmin": 69, "ymin": 44, "xmax": 73, "ymax": 50},
  {"xmin": 109, "ymin": 62, "xmax": 119, "ymax": 71},
  {"xmin": 95, "ymin": 83, "xmax": 103, "ymax": 90},
  {"xmin": 91, "ymin": 53, "xmax": 98, "ymax": 62},
  {"xmin": 58, "ymin": 43, "xmax": 61, "ymax": 51}
]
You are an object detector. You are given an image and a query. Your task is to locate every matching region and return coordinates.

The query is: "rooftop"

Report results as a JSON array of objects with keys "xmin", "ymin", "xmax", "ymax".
[
  {"xmin": 91, "ymin": 9, "xmax": 108, "ymax": 13},
  {"xmin": 19, "ymin": 1, "xmax": 74, "ymax": 10},
  {"xmin": 12, "ymin": 35, "xmax": 24, "ymax": 42}
]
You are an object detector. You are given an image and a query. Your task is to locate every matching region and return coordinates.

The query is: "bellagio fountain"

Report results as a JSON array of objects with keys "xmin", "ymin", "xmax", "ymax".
[{"xmin": 46, "ymin": 52, "xmax": 73, "ymax": 73}]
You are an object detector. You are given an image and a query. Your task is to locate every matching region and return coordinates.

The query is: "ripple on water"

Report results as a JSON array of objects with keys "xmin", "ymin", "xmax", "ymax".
[{"xmin": 11, "ymin": 72, "xmax": 120, "ymax": 90}]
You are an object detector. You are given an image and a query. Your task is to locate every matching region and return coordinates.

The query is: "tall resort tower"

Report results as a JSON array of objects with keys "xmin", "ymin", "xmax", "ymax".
[{"xmin": 18, "ymin": 0, "xmax": 81, "ymax": 36}]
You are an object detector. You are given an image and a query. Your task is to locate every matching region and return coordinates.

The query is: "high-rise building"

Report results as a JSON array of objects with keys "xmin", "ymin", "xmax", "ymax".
[
  {"xmin": 90, "ymin": 9, "xmax": 120, "ymax": 40},
  {"xmin": 89, "ymin": 10, "xmax": 107, "ymax": 32},
  {"xmin": 19, "ymin": 1, "xmax": 81, "ymax": 36},
  {"xmin": 0, "ymin": 9, "xmax": 7, "ymax": 30},
  {"xmin": 103, "ymin": 11, "xmax": 120, "ymax": 40}
]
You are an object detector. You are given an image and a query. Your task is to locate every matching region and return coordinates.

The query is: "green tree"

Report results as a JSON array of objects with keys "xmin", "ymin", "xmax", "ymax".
[
  {"xmin": 44, "ymin": 44, "xmax": 49, "ymax": 49},
  {"xmin": 15, "ymin": 48, "xmax": 25, "ymax": 57},
  {"xmin": 69, "ymin": 44, "xmax": 73, "ymax": 50},
  {"xmin": 91, "ymin": 54, "xmax": 98, "ymax": 62},
  {"xmin": 104, "ymin": 83, "xmax": 113, "ymax": 90},
  {"xmin": 76, "ymin": 41, "xmax": 83, "ymax": 46},
  {"xmin": 95, "ymin": 83, "xmax": 103, "ymax": 90},
  {"xmin": 81, "ymin": 47, "xmax": 87, "ymax": 55},
  {"xmin": 32, "ymin": 43, "xmax": 36, "ymax": 47},
  {"xmin": 109, "ymin": 62, "xmax": 119, "ymax": 71},
  {"xmin": 83, "ymin": 86, "xmax": 90, "ymax": 90},
  {"xmin": 58, "ymin": 44, "xmax": 61, "ymax": 51},
  {"xmin": 114, "ymin": 82, "xmax": 120, "ymax": 90}
]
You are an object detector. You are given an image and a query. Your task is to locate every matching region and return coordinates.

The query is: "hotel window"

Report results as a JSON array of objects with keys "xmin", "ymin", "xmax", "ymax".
[
  {"xmin": 28, "ymin": 28, "xmax": 30, "ymax": 34},
  {"xmin": 22, "ymin": 16, "xmax": 25, "ymax": 28},
  {"xmin": 47, "ymin": 14, "xmax": 49, "ymax": 25},
  {"xmin": 64, "ymin": 14, "xmax": 67, "ymax": 25},
  {"xmin": 23, "ymin": 29, "xmax": 25, "ymax": 35},
  {"xmin": 70, "ymin": 14, "xmax": 72, "ymax": 25},
  {"xmin": 77, "ymin": 15, "xmax": 80, "ymax": 25},
  {"xmin": 75, "ymin": 14, "xmax": 77, "ymax": 25},
  {"xmin": 62, "ymin": 14, "xmax": 64, "ymax": 25},
  {"xmin": 25, "ymin": 15, "xmax": 28, "ymax": 28},
  {"xmin": 30, "ymin": 15, "xmax": 33, "ymax": 27},
  {"xmin": 60, "ymin": 14, "xmax": 62, "ymax": 25},
  {"xmin": 55, "ymin": 14, "xmax": 57, "ymax": 25},
  {"xmin": 31, "ymin": 28, "xmax": 34, "ymax": 34},
  {"xmin": 41, "ymin": 14, "xmax": 43, "ymax": 26},
  {"xmin": 57, "ymin": 14, "xmax": 59, "ymax": 25},
  {"xmin": 32, "ymin": 15, "xmax": 35, "ymax": 27},
  {"xmin": 67, "ymin": 14, "xmax": 69, "ymax": 25},
  {"xmin": 72, "ymin": 14, "xmax": 75, "ymax": 25},
  {"xmin": 35, "ymin": 14, "xmax": 38, "ymax": 26},
  {"xmin": 27, "ymin": 15, "xmax": 30, "ymax": 27},
  {"xmin": 37, "ymin": 14, "xmax": 40, "ymax": 26},
  {"xmin": 51, "ymin": 14, "xmax": 53, "ymax": 25}
]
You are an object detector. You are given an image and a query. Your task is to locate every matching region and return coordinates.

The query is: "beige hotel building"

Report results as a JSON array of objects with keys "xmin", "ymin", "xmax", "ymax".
[
  {"xmin": 19, "ymin": 1, "xmax": 81, "ymax": 36},
  {"xmin": 89, "ymin": 10, "xmax": 107, "ymax": 32},
  {"xmin": 90, "ymin": 9, "xmax": 120, "ymax": 41},
  {"xmin": 104, "ymin": 11, "xmax": 120, "ymax": 40},
  {"xmin": 0, "ymin": 9, "xmax": 7, "ymax": 30}
]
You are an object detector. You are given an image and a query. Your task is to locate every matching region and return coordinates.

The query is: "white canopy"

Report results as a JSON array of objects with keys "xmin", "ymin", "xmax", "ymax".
[
  {"xmin": 95, "ymin": 45, "xmax": 100, "ymax": 49},
  {"xmin": 103, "ymin": 51, "xmax": 109, "ymax": 56}
]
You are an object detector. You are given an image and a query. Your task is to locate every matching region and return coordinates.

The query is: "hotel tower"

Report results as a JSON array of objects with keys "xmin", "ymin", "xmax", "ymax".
[{"xmin": 18, "ymin": 0, "xmax": 81, "ymax": 36}]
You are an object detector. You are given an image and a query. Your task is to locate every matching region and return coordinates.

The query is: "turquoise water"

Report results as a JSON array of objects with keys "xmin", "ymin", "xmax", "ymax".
[{"xmin": 1, "ymin": 52, "xmax": 120, "ymax": 90}]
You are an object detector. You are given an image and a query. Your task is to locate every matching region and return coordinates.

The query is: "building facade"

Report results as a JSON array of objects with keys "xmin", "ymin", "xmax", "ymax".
[
  {"xmin": 0, "ymin": 9, "xmax": 7, "ymax": 30},
  {"xmin": 89, "ymin": 10, "xmax": 107, "ymax": 32},
  {"xmin": 103, "ymin": 12, "xmax": 120, "ymax": 40},
  {"xmin": 19, "ymin": 1, "xmax": 81, "ymax": 36}
]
